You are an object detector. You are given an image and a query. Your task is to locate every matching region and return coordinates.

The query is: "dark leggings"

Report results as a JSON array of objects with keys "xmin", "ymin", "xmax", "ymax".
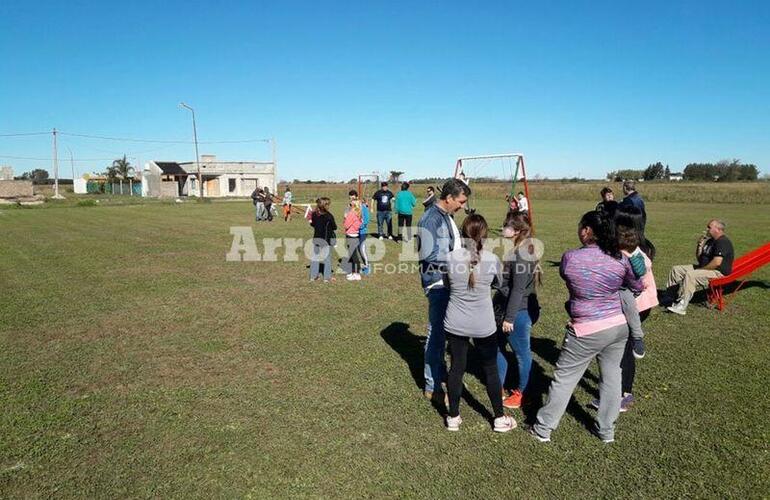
[
  {"xmin": 397, "ymin": 214, "xmax": 412, "ymax": 240},
  {"xmin": 621, "ymin": 309, "xmax": 650, "ymax": 394},
  {"xmin": 447, "ymin": 333, "xmax": 504, "ymax": 418}
]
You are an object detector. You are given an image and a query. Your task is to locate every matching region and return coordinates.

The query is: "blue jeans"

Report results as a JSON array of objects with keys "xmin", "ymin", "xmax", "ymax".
[
  {"xmin": 424, "ymin": 286, "xmax": 450, "ymax": 393},
  {"xmin": 496, "ymin": 308, "xmax": 533, "ymax": 392},
  {"xmin": 376, "ymin": 211, "xmax": 393, "ymax": 238},
  {"xmin": 254, "ymin": 202, "xmax": 266, "ymax": 220},
  {"xmin": 309, "ymin": 240, "xmax": 333, "ymax": 281}
]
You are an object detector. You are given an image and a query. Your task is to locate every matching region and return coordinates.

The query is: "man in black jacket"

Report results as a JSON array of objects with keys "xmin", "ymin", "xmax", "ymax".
[{"xmin": 371, "ymin": 182, "xmax": 394, "ymax": 240}]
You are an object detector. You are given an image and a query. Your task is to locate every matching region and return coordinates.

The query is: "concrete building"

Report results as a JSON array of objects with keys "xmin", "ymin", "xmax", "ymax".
[
  {"xmin": 142, "ymin": 155, "xmax": 276, "ymax": 198},
  {"xmin": 0, "ymin": 166, "xmax": 13, "ymax": 180}
]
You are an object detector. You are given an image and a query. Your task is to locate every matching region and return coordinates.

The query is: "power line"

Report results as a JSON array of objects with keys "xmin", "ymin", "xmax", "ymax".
[
  {"xmin": 0, "ymin": 132, "xmax": 50, "ymax": 137},
  {"xmin": 0, "ymin": 154, "xmax": 128, "ymax": 161},
  {"xmin": 58, "ymin": 131, "xmax": 269, "ymax": 144},
  {"xmin": 58, "ymin": 132, "xmax": 189, "ymax": 144}
]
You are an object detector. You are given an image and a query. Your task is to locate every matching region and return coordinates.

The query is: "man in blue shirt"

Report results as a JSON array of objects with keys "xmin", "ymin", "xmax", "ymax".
[{"xmin": 417, "ymin": 178, "xmax": 470, "ymax": 402}]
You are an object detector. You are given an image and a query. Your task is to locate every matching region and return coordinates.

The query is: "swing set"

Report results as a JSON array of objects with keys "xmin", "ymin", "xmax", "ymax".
[{"xmin": 453, "ymin": 153, "xmax": 535, "ymax": 233}]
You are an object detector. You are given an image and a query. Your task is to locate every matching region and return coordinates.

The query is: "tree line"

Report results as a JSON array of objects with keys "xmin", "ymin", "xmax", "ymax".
[
  {"xmin": 15, "ymin": 156, "xmax": 135, "ymax": 184},
  {"xmin": 608, "ymin": 160, "xmax": 759, "ymax": 182}
]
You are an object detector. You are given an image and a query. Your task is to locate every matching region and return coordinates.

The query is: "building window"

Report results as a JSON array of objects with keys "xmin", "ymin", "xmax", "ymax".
[{"xmin": 228, "ymin": 178, "xmax": 236, "ymax": 193}]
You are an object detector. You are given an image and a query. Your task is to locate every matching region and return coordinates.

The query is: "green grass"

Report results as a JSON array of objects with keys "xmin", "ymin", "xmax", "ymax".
[{"xmin": 1, "ymin": 198, "xmax": 769, "ymax": 497}]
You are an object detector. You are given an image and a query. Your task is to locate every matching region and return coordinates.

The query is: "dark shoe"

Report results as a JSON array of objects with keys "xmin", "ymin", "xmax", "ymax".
[
  {"xmin": 591, "ymin": 393, "xmax": 634, "ymax": 412},
  {"xmin": 632, "ymin": 338, "xmax": 646, "ymax": 359},
  {"xmin": 620, "ymin": 393, "xmax": 635, "ymax": 412}
]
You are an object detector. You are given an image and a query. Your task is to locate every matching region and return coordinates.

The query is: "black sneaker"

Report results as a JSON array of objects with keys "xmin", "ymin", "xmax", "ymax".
[{"xmin": 632, "ymin": 338, "xmax": 646, "ymax": 359}]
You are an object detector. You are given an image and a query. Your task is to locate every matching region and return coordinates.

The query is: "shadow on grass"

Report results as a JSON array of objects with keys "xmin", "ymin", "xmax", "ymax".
[
  {"xmin": 379, "ymin": 322, "xmax": 499, "ymax": 423},
  {"xmin": 522, "ymin": 336, "xmax": 599, "ymax": 430},
  {"xmin": 658, "ymin": 280, "xmax": 770, "ymax": 308},
  {"xmin": 380, "ymin": 322, "xmax": 445, "ymax": 417},
  {"xmin": 381, "ymin": 322, "xmax": 600, "ymax": 430}
]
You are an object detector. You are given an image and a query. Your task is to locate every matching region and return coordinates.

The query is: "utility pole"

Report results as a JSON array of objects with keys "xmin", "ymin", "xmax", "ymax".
[
  {"xmin": 66, "ymin": 146, "xmax": 75, "ymax": 181},
  {"xmin": 180, "ymin": 102, "xmax": 202, "ymax": 197},
  {"xmin": 270, "ymin": 137, "xmax": 277, "ymax": 193},
  {"xmin": 51, "ymin": 128, "xmax": 64, "ymax": 199}
]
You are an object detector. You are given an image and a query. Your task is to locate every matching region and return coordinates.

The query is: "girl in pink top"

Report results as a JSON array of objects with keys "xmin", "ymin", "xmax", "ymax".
[{"xmin": 344, "ymin": 201, "xmax": 364, "ymax": 281}]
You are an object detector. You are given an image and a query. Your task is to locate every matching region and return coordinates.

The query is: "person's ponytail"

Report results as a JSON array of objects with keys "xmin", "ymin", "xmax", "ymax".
[{"xmin": 461, "ymin": 214, "xmax": 489, "ymax": 290}]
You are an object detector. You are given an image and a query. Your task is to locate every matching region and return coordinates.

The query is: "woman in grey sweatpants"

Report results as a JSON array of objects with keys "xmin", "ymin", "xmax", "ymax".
[{"xmin": 532, "ymin": 211, "xmax": 642, "ymax": 443}]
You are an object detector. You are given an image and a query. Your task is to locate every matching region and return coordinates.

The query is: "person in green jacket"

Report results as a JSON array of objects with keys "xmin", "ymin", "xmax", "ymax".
[{"xmin": 395, "ymin": 182, "xmax": 417, "ymax": 242}]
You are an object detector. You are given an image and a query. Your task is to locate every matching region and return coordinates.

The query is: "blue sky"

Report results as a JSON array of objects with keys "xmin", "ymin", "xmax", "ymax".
[{"xmin": 1, "ymin": 0, "xmax": 768, "ymax": 180}]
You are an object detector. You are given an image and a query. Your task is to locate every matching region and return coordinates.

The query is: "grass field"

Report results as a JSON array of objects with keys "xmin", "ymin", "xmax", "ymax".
[{"xmin": 1, "ymin": 194, "xmax": 769, "ymax": 497}]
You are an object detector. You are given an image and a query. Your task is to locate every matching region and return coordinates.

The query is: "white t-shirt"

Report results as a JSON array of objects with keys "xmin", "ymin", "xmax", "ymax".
[
  {"xmin": 425, "ymin": 213, "xmax": 463, "ymax": 291},
  {"xmin": 449, "ymin": 215, "xmax": 461, "ymax": 253},
  {"xmin": 518, "ymin": 196, "xmax": 529, "ymax": 212}
]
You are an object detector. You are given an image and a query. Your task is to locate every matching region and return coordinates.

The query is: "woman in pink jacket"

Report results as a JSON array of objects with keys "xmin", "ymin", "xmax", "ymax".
[{"xmin": 343, "ymin": 201, "xmax": 364, "ymax": 281}]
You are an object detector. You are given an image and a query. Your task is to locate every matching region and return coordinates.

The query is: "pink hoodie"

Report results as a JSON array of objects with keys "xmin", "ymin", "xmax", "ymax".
[{"xmin": 344, "ymin": 209, "xmax": 362, "ymax": 236}]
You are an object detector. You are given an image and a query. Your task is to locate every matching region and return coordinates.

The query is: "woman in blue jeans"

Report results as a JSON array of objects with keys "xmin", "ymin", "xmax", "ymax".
[{"xmin": 495, "ymin": 212, "xmax": 540, "ymax": 409}]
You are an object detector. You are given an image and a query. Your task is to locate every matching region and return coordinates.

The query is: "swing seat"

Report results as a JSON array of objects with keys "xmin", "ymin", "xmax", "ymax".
[{"xmin": 707, "ymin": 241, "xmax": 770, "ymax": 311}]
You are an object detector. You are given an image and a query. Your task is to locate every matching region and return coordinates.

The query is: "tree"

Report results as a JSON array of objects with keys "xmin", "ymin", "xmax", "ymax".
[
  {"xmin": 737, "ymin": 164, "xmax": 759, "ymax": 180},
  {"xmin": 608, "ymin": 169, "xmax": 644, "ymax": 182},
  {"xmin": 643, "ymin": 162, "xmax": 665, "ymax": 181},
  {"xmin": 106, "ymin": 155, "xmax": 132, "ymax": 181},
  {"xmin": 389, "ymin": 170, "xmax": 404, "ymax": 183},
  {"xmin": 683, "ymin": 160, "xmax": 758, "ymax": 182},
  {"xmin": 664, "ymin": 165, "xmax": 671, "ymax": 179},
  {"xmin": 20, "ymin": 169, "xmax": 49, "ymax": 183}
]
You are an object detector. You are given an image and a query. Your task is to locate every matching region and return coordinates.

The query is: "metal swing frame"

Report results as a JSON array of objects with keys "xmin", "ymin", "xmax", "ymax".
[{"xmin": 454, "ymin": 153, "xmax": 535, "ymax": 233}]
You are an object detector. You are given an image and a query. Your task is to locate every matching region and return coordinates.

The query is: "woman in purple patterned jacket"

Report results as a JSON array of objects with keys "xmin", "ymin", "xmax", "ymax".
[{"xmin": 530, "ymin": 210, "xmax": 642, "ymax": 443}]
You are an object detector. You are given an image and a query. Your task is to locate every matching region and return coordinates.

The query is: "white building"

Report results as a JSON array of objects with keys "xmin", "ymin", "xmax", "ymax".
[
  {"xmin": 142, "ymin": 155, "xmax": 276, "ymax": 198},
  {"xmin": 0, "ymin": 166, "xmax": 13, "ymax": 180}
]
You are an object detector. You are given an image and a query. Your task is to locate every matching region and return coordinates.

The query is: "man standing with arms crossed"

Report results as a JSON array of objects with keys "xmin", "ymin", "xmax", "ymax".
[
  {"xmin": 417, "ymin": 178, "xmax": 470, "ymax": 403},
  {"xmin": 372, "ymin": 181, "xmax": 395, "ymax": 240}
]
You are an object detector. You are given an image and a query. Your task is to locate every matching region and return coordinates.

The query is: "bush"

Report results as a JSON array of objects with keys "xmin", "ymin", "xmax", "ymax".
[{"xmin": 77, "ymin": 199, "xmax": 98, "ymax": 207}]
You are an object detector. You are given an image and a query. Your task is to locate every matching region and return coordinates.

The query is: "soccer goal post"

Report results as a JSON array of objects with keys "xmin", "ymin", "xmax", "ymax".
[{"xmin": 357, "ymin": 173, "xmax": 380, "ymax": 201}]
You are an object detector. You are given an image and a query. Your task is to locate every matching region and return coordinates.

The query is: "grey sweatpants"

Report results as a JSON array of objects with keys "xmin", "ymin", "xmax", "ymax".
[
  {"xmin": 533, "ymin": 323, "xmax": 628, "ymax": 441},
  {"xmin": 620, "ymin": 289, "xmax": 643, "ymax": 340}
]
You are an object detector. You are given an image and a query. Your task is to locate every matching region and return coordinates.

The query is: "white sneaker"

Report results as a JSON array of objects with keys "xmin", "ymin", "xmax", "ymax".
[
  {"xmin": 388, "ymin": 235, "xmax": 394, "ymax": 240},
  {"xmin": 353, "ymin": 273, "xmax": 362, "ymax": 281},
  {"xmin": 446, "ymin": 415, "xmax": 462, "ymax": 431},
  {"xmin": 493, "ymin": 415, "xmax": 516, "ymax": 433},
  {"xmin": 346, "ymin": 273, "xmax": 356, "ymax": 281},
  {"xmin": 378, "ymin": 236, "xmax": 384, "ymax": 241},
  {"xmin": 667, "ymin": 302, "xmax": 687, "ymax": 315},
  {"xmin": 528, "ymin": 427, "xmax": 551, "ymax": 442}
]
